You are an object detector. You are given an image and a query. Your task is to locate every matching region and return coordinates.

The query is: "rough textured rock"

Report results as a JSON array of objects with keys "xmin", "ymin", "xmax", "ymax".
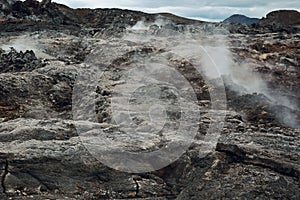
[
  {"xmin": 259, "ymin": 10, "xmax": 300, "ymax": 27},
  {"xmin": 0, "ymin": 48, "xmax": 46, "ymax": 73},
  {"xmin": 0, "ymin": 1, "xmax": 299, "ymax": 199}
]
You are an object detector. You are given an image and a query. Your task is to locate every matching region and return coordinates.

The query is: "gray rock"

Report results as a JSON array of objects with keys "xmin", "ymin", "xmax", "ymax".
[{"xmin": 0, "ymin": 3, "xmax": 299, "ymax": 199}]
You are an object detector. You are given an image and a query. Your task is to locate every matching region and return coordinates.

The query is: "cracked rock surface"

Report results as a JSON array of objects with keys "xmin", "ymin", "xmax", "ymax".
[{"xmin": 0, "ymin": 0, "xmax": 299, "ymax": 199}]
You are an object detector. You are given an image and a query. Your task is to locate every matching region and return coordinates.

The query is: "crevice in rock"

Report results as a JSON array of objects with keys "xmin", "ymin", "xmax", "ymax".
[
  {"xmin": 133, "ymin": 179, "xmax": 140, "ymax": 197},
  {"xmin": 243, "ymin": 157, "xmax": 300, "ymax": 180},
  {"xmin": 216, "ymin": 143, "xmax": 300, "ymax": 180},
  {"xmin": 1, "ymin": 160, "xmax": 8, "ymax": 194}
]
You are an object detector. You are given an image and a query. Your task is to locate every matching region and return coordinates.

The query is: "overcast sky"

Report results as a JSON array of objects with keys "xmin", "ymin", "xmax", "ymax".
[{"xmin": 53, "ymin": 0, "xmax": 300, "ymax": 22}]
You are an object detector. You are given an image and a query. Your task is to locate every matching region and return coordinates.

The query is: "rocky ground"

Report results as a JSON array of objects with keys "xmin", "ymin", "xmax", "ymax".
[{"xmin": 0, "ymin": 1, "xmax": 299, "ymax": 199}]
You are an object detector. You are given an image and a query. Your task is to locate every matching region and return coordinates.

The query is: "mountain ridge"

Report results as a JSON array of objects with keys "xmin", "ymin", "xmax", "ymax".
[
  {"xmin": 1, "ymin": 0, "xmax": 300, "ymax": 32},
  {"xmin": 224, "ymin": 14, "xmax": 260, "ymax": 25}
]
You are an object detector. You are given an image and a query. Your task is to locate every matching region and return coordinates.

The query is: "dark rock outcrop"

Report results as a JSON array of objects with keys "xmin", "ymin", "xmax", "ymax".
[
  {"xmin": 0, "ymin": 48, "xmax": 46, "ymax": 73},
  {"xmin": 259, "ymin": 10, "xmax": 300, "ymax": 26}
]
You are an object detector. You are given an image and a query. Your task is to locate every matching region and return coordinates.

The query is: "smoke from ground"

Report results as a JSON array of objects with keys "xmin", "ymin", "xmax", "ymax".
[
  {"xmin": 1, "ymin": 35, "xmax": 52, "ymax": 59},
  {"xmin": 0, "ymin": 18, "xmax": 298, "ymax": 128},
  {"xmin": 126, "ymin": 18, "xmax": 299, "ymax": 128}
]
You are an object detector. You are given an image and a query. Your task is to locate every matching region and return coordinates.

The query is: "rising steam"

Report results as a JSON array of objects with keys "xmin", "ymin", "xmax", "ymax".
[
  {"xmin": 126, "ymin": 17, "xmax": 299, "ymax": 128},
  {"xmin": 1, "ymin": 34, "xmax": 52, "ymax": 59}
]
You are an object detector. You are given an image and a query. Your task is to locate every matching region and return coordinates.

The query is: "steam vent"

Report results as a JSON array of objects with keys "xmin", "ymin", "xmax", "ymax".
[{"xmin": 0, "ymin": 0, "xmax": 299, "ymax": 199}]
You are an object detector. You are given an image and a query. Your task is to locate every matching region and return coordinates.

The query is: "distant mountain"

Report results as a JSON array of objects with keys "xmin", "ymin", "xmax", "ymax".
[
  {"xmin": 224, "ymin": 14, "xmax": 260, "ymax": 25},
  {"xmin": 259, "ymin": 10, "xmax": 300, "ymax": 26}
]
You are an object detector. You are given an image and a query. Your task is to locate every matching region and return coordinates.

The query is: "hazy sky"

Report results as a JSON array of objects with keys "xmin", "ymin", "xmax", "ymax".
[{"xmin": 53, "ymin": 0, "xmax": 300, "ymax": 22}]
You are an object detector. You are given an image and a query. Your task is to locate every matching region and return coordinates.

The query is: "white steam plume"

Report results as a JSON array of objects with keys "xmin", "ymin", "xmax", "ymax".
[{"xmin": 126, "ymin": 18, "xmax": 299, "ymax": 128}]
